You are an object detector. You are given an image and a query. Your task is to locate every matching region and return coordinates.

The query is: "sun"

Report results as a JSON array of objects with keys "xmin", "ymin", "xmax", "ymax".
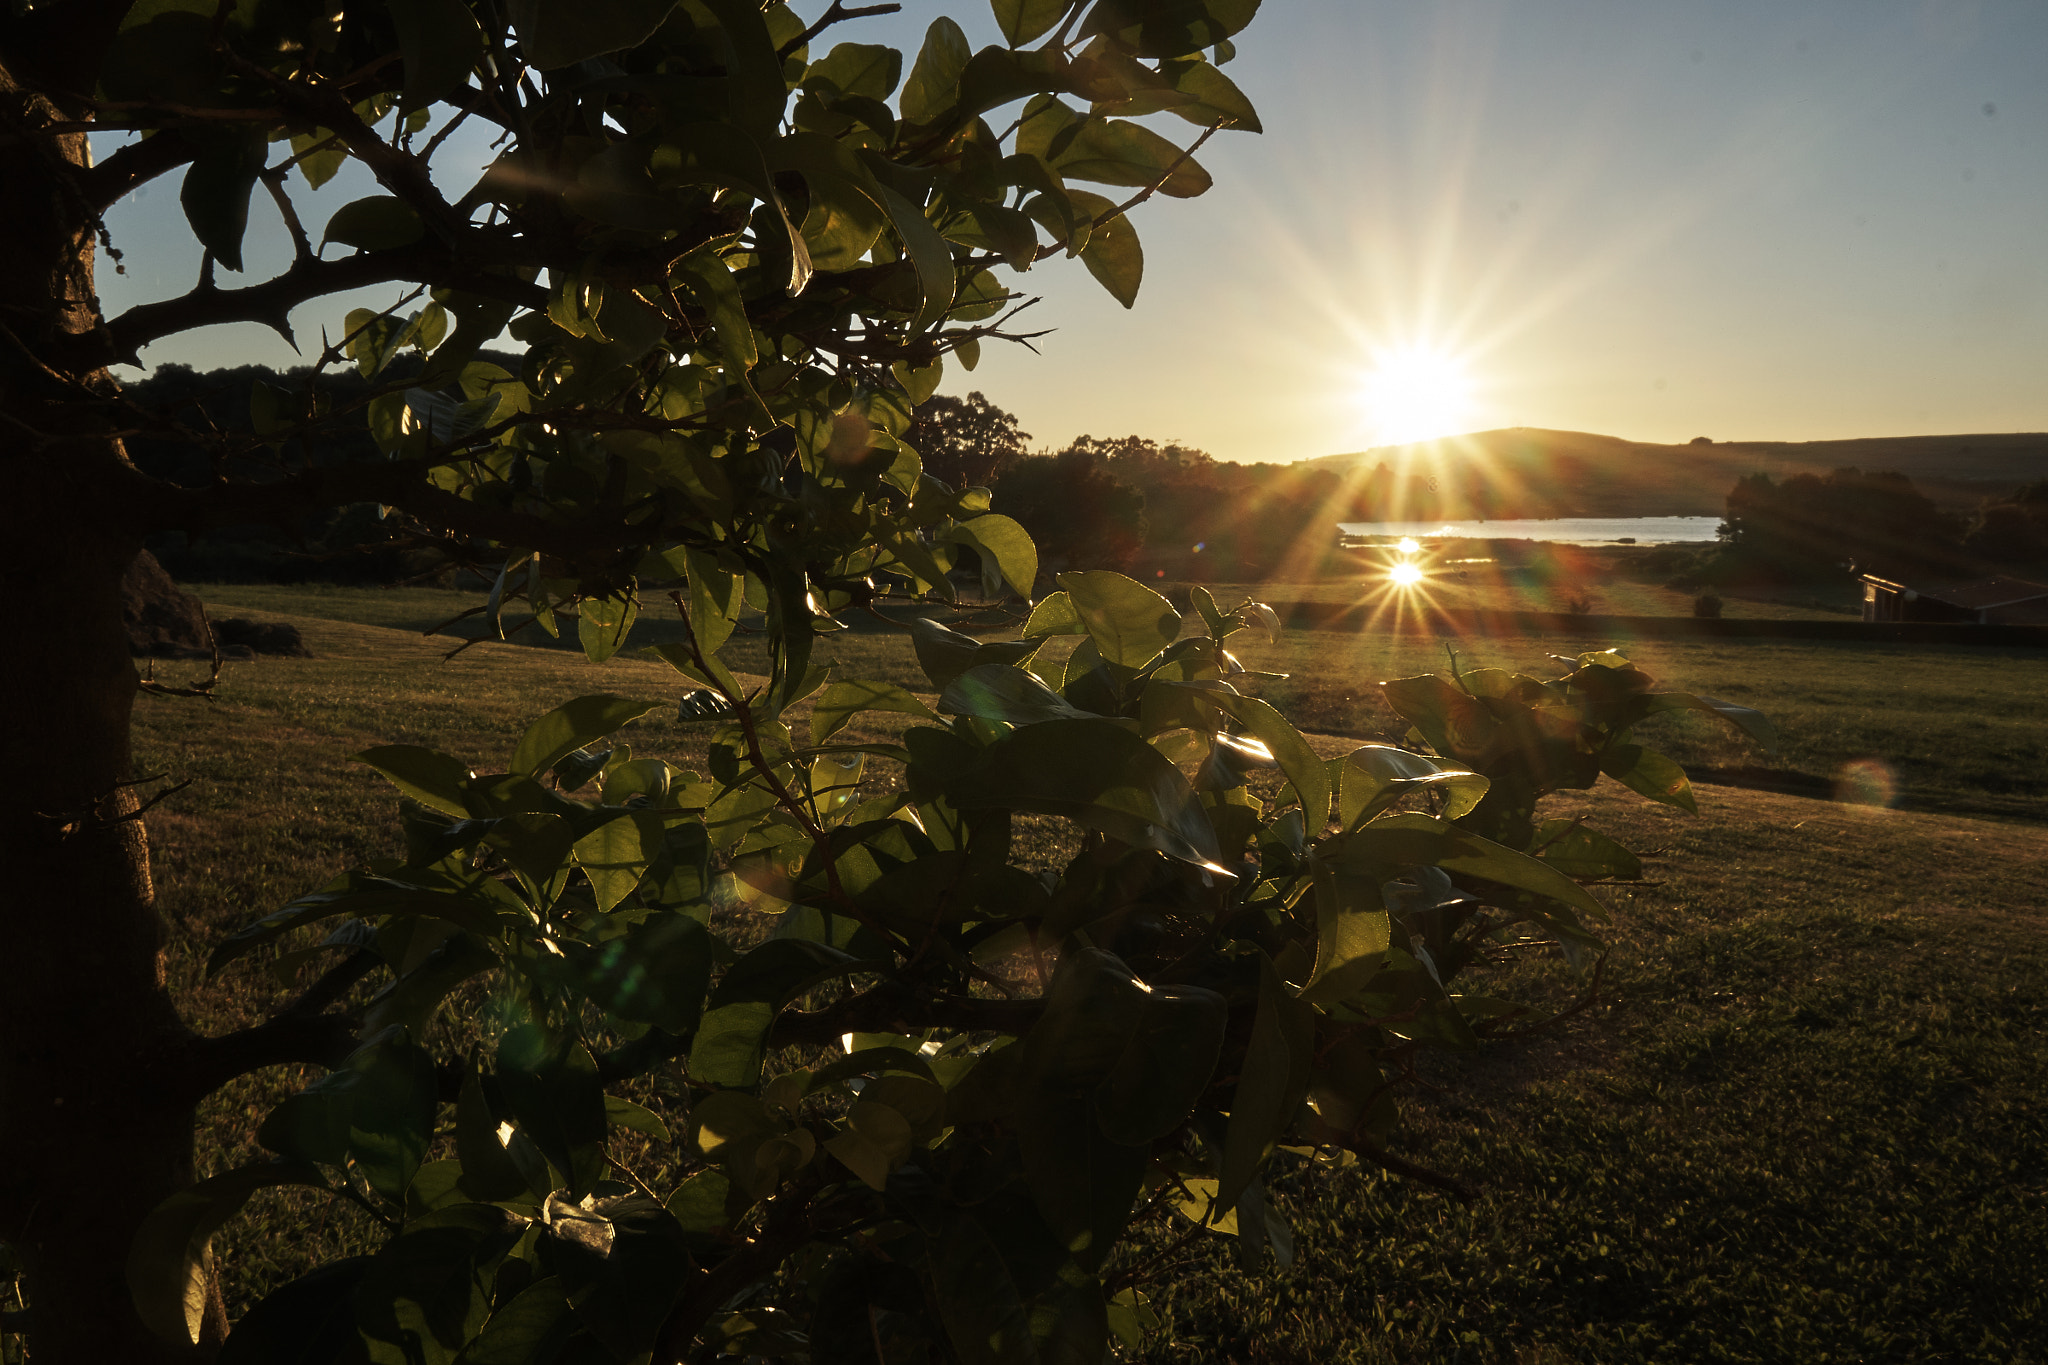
[
  {"xmin": 1360, "ymin": 346, "xmax": 1476, "ymax": 446},
  {"xmin": 1388, "ymin": 561, "xmax": 1425, "ymax": 587}
]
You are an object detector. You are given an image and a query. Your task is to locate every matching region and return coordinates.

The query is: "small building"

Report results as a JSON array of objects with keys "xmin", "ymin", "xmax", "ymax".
[{"xmin": 1859, "ymin": 573, "xmax": 2048, "ymax": 625}]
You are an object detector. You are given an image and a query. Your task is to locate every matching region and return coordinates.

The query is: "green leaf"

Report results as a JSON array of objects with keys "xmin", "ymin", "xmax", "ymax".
[
  {"xmin": 456, "ymin": 1069, "xmax": 543, "ymax": 1204},
  {"xmin": 1022, "ymin": 590, "xmax": 1085, "ymax": 638},
  {"xmin": 216, "ymin": 1258, "xmax": 370, "ymax": 1365},
  {"xmin": 1217, "ymin": 954, "xmax": 1311, "ymax": 1211},
  {"xmin": 360, "ymin": 929, "xmax": 498, "ymax": 1038},
  {"xmin": 604, "ymin": 1095, "xmax": 673, "ymax": 1143},
  {"xmin": 128, "ymin": 1161, "xmax": 331, "ymax": 1347},
  {"xmin": 901, "ymin": 17, "xmax": 973, "ymax": 124},
  {"xmin": 207, "ymin": 871, "xmax": 513, "ymax": 976},
  {"xmin": 1078, "ymin": 205, "xmax": 1142, "ymax": 307},
  {"xmin": 909, "ymin": 617, "xmax": 1042, "ymax": 690},
  {"xmin": 497, "ymin": 1025, "xmax": 610, "ymax": 1198},
  {"xmin": 949, "ymin": 718, "xmax": 1229, "ymax": 874},
  {"xmin": 353, "ymin": 745, "xmax": 473, "ymax": 817},
  {"xmin": 346, "ymin": 1030, "xmax": 441, "ymax": 1200},
  {"xmin": 696, "ymin": 0, "xmax": 791, "ymax": 138},
  {"xmin": 1339, "ymin": 813, "xmax": 1611, "ymax": 924},
  {"xmin": 573, "ymin": 809, "xmax": 666, "ymax": 912},
  {"xmin": 1600, "ymin": 743, "xmax": 1697, "ymax": 813},
  {"xmin": 1379, "ymin": 673, "xmax": 1490, "ymax": 758},
  {"xmin": 991, "ymin": 0, "xmax": 1074, "ymax": 47},
  {"xmin": 578, "ymin": 911, "xmax": 714, "ymax": 1034},
  {"xmin": 180, "ymin": 129, "xmax": 266, "ymax": 272},
  {"xmin": 1082, "ymin": 0, "xmax": 1261, "ymax": 58},
  {"xmin": 322, "ymin": 195, "xmax": 428, "ymax": 253},
  {"xmin": 945, "ymin": 512, "xmax": 1039, "ymax": 598},
  {"xmin": 940, "ymin": 663, "xmax": 1094, "ymax": 727},
  {"xmin": 665, "ymin": 1169, "xmax": 733, "ymax": 1236},
  {"xmin": 1165, "ymin": 57, "xmax": 1262, "ymax": 132},
  {"xmin": 451, "ymin": 1277, "xmax": 573, "ymax": 1364},
  {"xmin": 547, "ymin": 1193, "xmax": 693, "ymax": 1359},
  {"xmin": 258, "ymin": 1072, "xmax": 355, "ymax": 1167},
  {"xmin": 1151, "ymin": 681, "xmax": 1329, "ymax": 829},
  {"xmin": 930, "ymin": 1208, "xmax": 1044, "ymax": 1365},
  {"xmin": 811, "ymin": 678, "xmax": 937, "ymax": 746},
  {"xmin": 1057, "ymin": 570, "xmax": 1181, "ymax": 668},
  {"xmin": 578, "ymin": 591, "xmax": 639, "ymax": 663},
  {"xmin": 385, "ymin": 0, "xmax": 484, "ymax": 111},
  {"xmin": 877, "ymin": 183, "xmax": 958, "ymax": 333},
  {"xmin": 1534, "ymin": 820, "xmax": 1644, "ymax": 880},
  {"xmin": 511, "ymin": 695, "xmax": 662, "ymax": 776},
  {"xmin": 290, "ymin": 128, "xmax": 347, "ymax": 190},
  {"xmin": 1015, "ymin": 1091, "xmax": 1147, "ymax": 1277},
  {"xmin": 1092, "ymin": 983, "xmax": 1227, "ymax": 1144},
  {"xmin": 1336, "ymin": 744, "xmax": 1488, "ymax": 828},
  {"xmin": 1635, "ymin": 691, "xmax": 1780, "ymax": 754},
  {"xmin": 688, "ymin": 1000, "xmax": 778, "ymax": 1089},
  {"xmin": 356, "ymin": 1204, "xmax": 520, "ymax": 1362},
  {"xmin": 670, "ymin": 249, "xmax": 759, "ymax": 370},
  {"xmin": 507, "ymin": 0, "xmax": 678, "ymax": 69},
  {"xmin": 684, "ymin": 545, "xmax": 744, "ymax": 655},
  {"xmin": 1055, "ymin": 119, "xmax": 1212, "ymax": 198},
  {"xmin": 1300, "ymin": 861, "xmax": 1391, "ymax": 1006},
  {"xmin": 804, "ymin": 42, "xmax": 901, "ymax": 100}
]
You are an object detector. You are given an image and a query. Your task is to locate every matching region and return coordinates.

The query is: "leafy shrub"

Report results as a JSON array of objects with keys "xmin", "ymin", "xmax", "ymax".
[{"xmin": 157, "ymin": 574, "xmax": 1773, "ymax": 1362}]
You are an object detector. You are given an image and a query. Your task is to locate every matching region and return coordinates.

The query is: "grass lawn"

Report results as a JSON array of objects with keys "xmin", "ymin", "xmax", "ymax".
[
  {"xmin": 113, "ymin": 596, "xmax": 2048, "ymax": 1362},
  {"xmin": 193, "ymin": 583, "xmax": 2048, "ymax": 823}
]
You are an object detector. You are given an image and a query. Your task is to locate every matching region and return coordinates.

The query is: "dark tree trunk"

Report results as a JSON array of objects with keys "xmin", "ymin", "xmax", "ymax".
[{"xmin": 0, "ymin": 57, "xmax": 222, "ymax": 1364}]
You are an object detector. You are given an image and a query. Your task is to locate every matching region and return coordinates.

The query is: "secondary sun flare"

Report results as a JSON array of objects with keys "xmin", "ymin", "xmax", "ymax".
[{"xmin": 1360, "ymin": 346, "xmax": 1477, "ymax": 446}]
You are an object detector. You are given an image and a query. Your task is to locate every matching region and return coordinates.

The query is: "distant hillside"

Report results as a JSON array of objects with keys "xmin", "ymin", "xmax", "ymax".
[{"xmin": 1307, "ymin": 429, "xmax": 2048, "ymax": 519}]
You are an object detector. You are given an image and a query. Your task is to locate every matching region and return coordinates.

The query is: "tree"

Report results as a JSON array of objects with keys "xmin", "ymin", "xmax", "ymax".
[
  {"xmin": 1962, "ymin": 478, "xmax": 2048, "ymax": 568},
  {"xmin": 0, "ymin": 1, "xmax": 1264, "ymax": 1358},
  {"xmin": 1715, "ymin": 467, "xmax": 1961, "ymax": 583},
  {"xmin": 901, "ymin": 389, "xmax": 1032, "ymax": 489},
  {"xmin": 0, "ymin": 6, "xmax": 1772, "ymax": 1364},
  {"xmin": 991, "ymin": 445, "xmax": 1147, "ymax": 575}
]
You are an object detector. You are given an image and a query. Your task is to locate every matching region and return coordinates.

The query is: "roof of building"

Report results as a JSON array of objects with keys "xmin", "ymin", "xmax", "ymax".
[{"xmin": 1860, "ymin": 573, "xmax": 2048, "ymax": 609}]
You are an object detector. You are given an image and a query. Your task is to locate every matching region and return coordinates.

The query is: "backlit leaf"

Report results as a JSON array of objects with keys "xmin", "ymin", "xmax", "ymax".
[{"xmin": 512, "ymin": 695, "xmax": 662, "ymax": 777}]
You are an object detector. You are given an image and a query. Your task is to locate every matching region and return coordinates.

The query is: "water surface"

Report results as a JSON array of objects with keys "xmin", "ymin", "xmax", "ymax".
[{"xmin": 1337, "ymin": 516, "xmax": 1722, "ymax": 545}]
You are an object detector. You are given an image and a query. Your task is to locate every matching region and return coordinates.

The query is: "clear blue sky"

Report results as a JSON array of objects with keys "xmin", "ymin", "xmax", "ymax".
[{"xmin": 96, "ymin": 0, "xmax": 2048, "ymax": 462}]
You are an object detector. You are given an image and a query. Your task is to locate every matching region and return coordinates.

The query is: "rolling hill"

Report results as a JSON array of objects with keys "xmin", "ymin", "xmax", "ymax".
[{"xmin": 1308, "ymin": 429, "xmax": 2048, "ymax": 520}]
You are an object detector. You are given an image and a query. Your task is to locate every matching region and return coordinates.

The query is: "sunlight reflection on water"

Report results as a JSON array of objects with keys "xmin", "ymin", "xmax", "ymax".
[{"xmin": 1338, "ymin": 517, "xmax": 1722, "ymax": 545}]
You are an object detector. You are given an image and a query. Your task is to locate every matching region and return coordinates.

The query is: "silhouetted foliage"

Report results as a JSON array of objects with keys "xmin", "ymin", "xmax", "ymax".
[
  {"xmin": 1714, "ymin": 467, "xmax": 1961, "ymax": 583},
  {"xmin": 1962, "ymin": 478, "xmax": 2048, "ymax": 566},
  {"xmin": 990, "ymin": 447, "xmax": 1147, "ymax": 575},
  {"xmin": 901, "ymin": 390, "xmax": 1032, "ymax": 490},
  {"xmin": 124, "ymin": 357, "xmax": 517, "ymax": 583}
]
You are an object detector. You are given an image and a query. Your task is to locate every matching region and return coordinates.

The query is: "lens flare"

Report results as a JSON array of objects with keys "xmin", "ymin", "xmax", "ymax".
[
  {"xmin": 1397, "ymin": 537, "xmax": 1421, "ymax": 555},
  {"xmin": 1389, "ymin": 562, "xmax": 1425, "ymax": 587},
  {"xmin": 1360, "ymin": 345, "xmax": 1476, "ymax": 446},
  {"xmin": 1833, "ymin": 759, "xmax": 1897, "ymax": 808}
]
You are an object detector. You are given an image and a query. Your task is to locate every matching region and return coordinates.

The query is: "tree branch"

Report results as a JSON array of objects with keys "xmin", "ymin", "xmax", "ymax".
[
  {"xmin": 101, "ymin": 240, "xmax": 546, "ymax": 361},
  {"xmin": 277, "ymin": 949, "xmax": 382, "ymax": 1019},
  {"xmin": 76, "ymin": 126, "xmax": 197, "ymax": 211},
  {"xmin": 768, "ymin": 983, "xmax": 1042, "ymax": 1048},
  {"xmin": 781, "ymin": 2, "xmax": 902, "ymax": 58},
  {"xmin": 176, "ymin": 1012, "xmax": 361, "ymax": 1104}
]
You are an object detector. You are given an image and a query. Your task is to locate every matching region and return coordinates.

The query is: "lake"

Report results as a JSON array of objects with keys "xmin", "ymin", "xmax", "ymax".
[{"xmin": 1337, "ymin": 516, "xmax": 1723, "ymax": 545}]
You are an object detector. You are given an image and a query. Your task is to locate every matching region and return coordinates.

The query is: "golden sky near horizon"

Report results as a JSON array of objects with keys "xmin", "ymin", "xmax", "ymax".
[{"xmin": 94, "ymin": 0, "xmax": 2048, "ymax": 464}]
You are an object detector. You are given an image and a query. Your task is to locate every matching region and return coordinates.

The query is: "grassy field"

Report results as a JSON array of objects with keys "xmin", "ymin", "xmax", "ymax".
[
  {"xmin": 101, "ymin": 595, "xmax": 2048, "ymax": 1362},
  {"xmin": 194, "ymin": 582, "xmax": 2048, "ymax": 822}
]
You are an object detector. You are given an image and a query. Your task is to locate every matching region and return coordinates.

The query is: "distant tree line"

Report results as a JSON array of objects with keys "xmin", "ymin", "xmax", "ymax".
[
  {"xmin": 1705, "ymin": 467, "xmax": 2047, "ymax": 586},
  {"xmin": 130, "ymin": 368, "xmax": 2047, "ymax": 590},
  {"xmin": 905, "ymin": 391, "xmax": 1377, "ymax": 584},
  {"xmin": 125, "ymin": 357, "xmax": 529, "ymax": 583}
]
